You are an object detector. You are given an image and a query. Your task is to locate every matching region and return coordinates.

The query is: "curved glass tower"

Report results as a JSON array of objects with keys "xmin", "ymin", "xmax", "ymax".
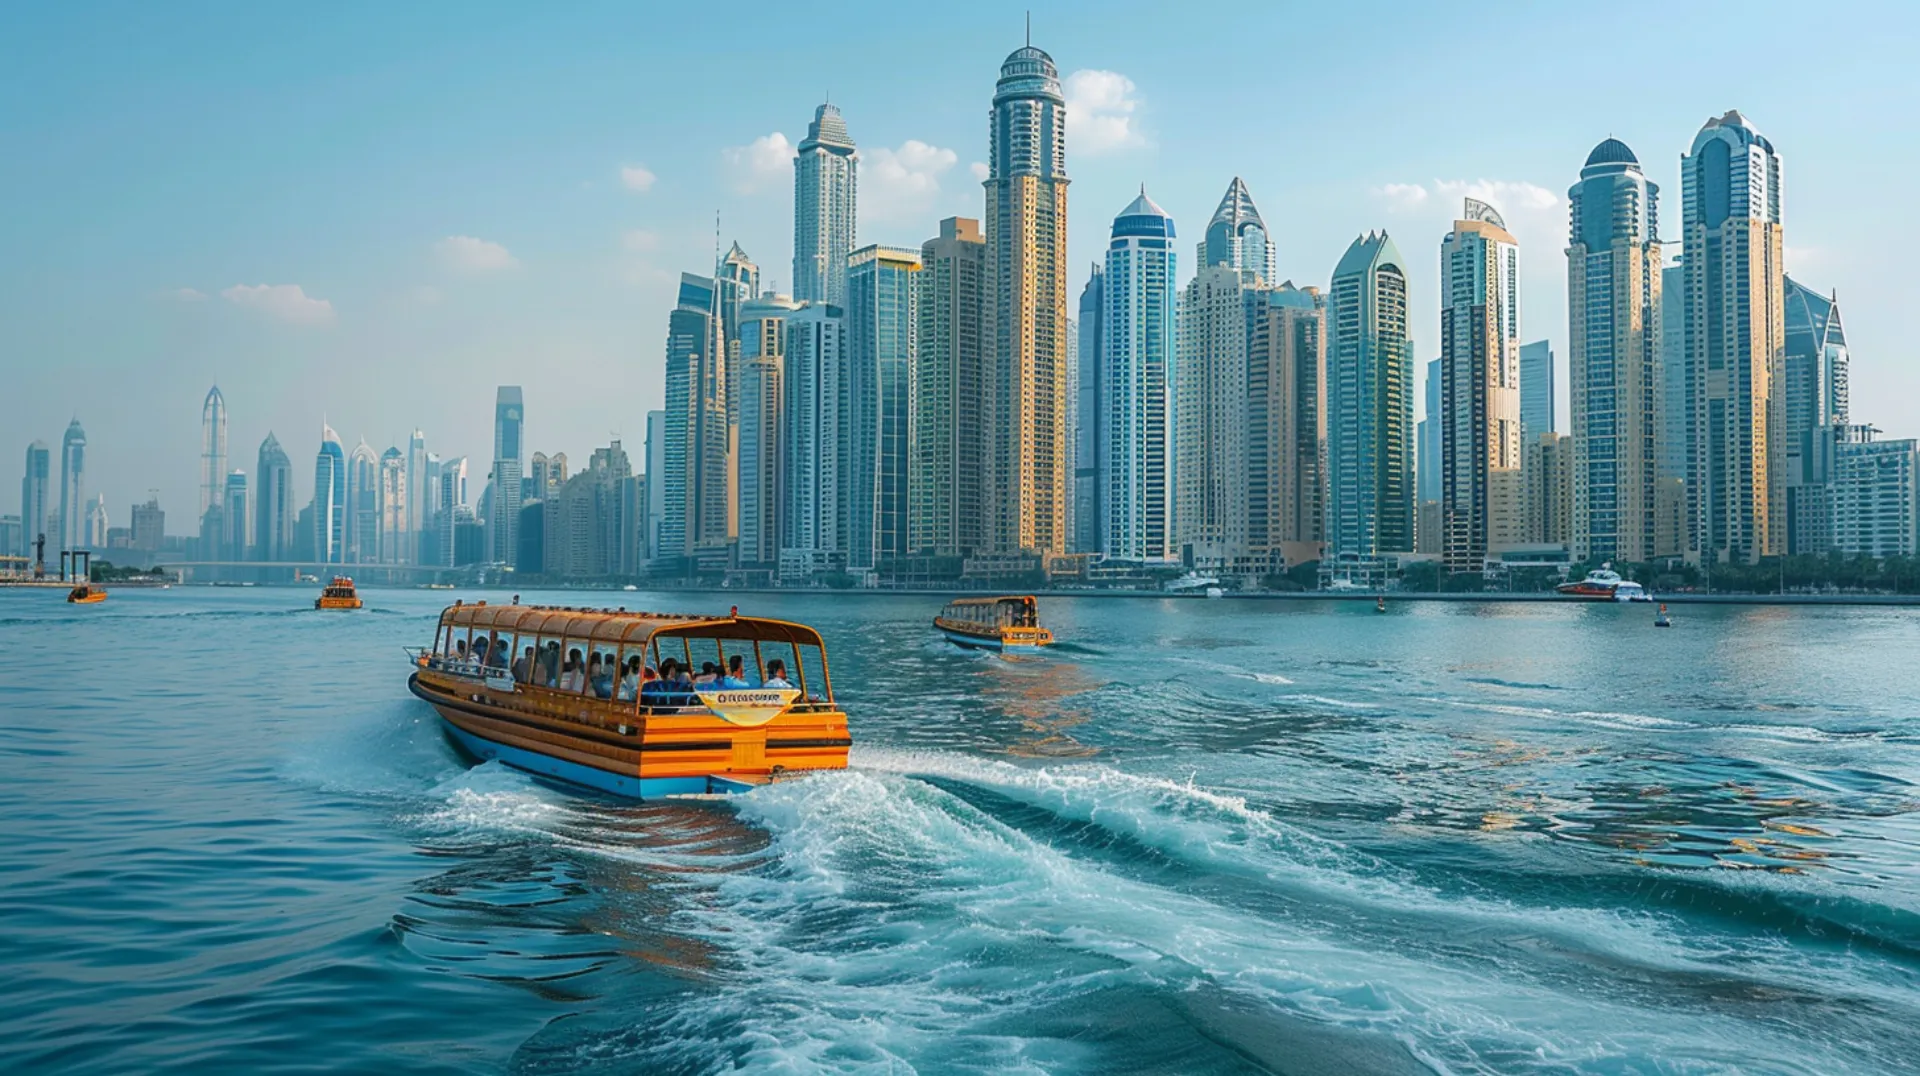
[
  {"xmin": 1103, "ymin": 190, "xmax": 1176, "ymax": 562},
  {"xmin": 1567, "ymin": 137, "xmax": 1662, "ymax": 563},
  {"xmin": 58, "ymin": 419, "xmax": 85, "ymax": 551},
  {"xmin": 201, "ymin": 386, "xmax": 227, "ymax": 524},
  {"xmin": 985, "ymin": 43, "xmax": 1070, "ymax": 554},
  {"xmin": 794, "ymin": 104, "xmax": 857, "ymax": 310},
  {"xmin": 314, "ymin": 425, "xmax": 347, "ymax": 565},
  {"xmin": 1327, "ymin": 232, "xmax": 1413, "ymax": 559},
  {"xmin": 1199, "ymin": 177, "xmax": 1274, "ymax": 282}
]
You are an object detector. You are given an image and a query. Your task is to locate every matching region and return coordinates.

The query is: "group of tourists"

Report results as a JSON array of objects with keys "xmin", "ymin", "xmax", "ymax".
[{"xmin": 440, "ymin": 633, "xmax": 796, "ymax": 704}]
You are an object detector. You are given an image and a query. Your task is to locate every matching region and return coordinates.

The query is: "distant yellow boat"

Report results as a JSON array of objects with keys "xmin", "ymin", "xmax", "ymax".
[
  {"xmin": 67, "ymin": 584, "xmax": 106, "ymax": 604},
  {"xmin": 315, "ymin": 576, "xmax": 363, "ymax": 610},
  {"xmin": 935, "ymin": 595, "xmax": 1054, "ymax": 652}
]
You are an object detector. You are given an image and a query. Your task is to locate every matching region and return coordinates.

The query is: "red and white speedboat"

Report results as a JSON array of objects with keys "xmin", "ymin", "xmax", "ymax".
[{"xmin": 1556, "ymin": 567, "xmax": 1650, "ymax": 602}]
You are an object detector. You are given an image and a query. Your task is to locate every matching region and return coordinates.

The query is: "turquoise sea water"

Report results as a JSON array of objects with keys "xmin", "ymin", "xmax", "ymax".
[{"xmin": 2, "ymin": 586, "xmax": 1918, "ymax": 1074}]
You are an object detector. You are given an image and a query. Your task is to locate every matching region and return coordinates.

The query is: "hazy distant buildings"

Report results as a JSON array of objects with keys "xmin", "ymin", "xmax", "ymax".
[
  {"xmin": 1198, "ymin": 177, "xmax": 1275, "ymax": 281},
  {"xmin": 405, "ymin": 429, "xmax": 427, "ymax": 564},
  {"xmin": 1683, "ymin": 110, "xmax": 1785, "ymax": 565},
  {"xmin": 58, "ymin": 418, "xmax": 85, "ymax": 552},
  {"xmin": 846, "ymin": 245, "xmax": 921, "ymax": 570},
  {"xmin": 348, "ymin": 439, "xmax": 378, "ymax": 564},
  {"xmin": 314, "ymin": 425, "xmax": 346, "ymax": 564},
  {"xmin": 131, "ymin": 497, "xmax": 164, "ymax": 554},
  {"xmin": 222, "ymin": 470, "xmax": 248, "ymax": 561},
  {"xmin": 1826, "ymin": 425, "xmax": 1918, "ymax": 558},
  {"xmin": 794, "ymin": 104, "xmax": 857, "ymax": 310},
  {"xmin": 1103, "ymin": 191, "xmax": 1177, "ymax": 563},
  {"xmin": 19, "ymin": 440, "xmax": 49, "ymax": 556},
  {"xmin": 1327, "ymin": 232, "xmax": 1414, "ymax": 559},
  {"xmin": 1440, "ymin": 198, "xmax": 1523, "ymax": 574},
  {"xmin": 378, "ymin": 447, "xmax": 406, "ymax": 564},
  {"xmin": 255, "ymin": 434, "xmax": 293, "ymax": 562},
  {"xmin": 1416, "ymin": 359, "xmax": 1441, "ymax": 553},
  {"xmin": 985, "ymin": 42, "xmax": 1071, "ymax": 555},
  {"xmin": 912, "ymin": 217, "xmax": 987, "ymax": 559},
  {"xmin": 490, "ymin": 387, "xmax": 523, "ymax": 564},
  {"xmin": 1568, "ymin": 137, "xmax": 1664, "ymax": 564},
  {"xmin": 200, "ymin": 386, "xmax": 227, "ymax": 529},
  {"xmin": 1074, "ymin": 265, "xmax": 1104, "ymax": 556}
]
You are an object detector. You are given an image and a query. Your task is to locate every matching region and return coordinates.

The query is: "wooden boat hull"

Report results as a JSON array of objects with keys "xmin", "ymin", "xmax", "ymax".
[
  {"xmin": 409, "ymin": 672, "xmax": 849, "ymax": 800},
  {"xmin": 938, "ymin": 625, "xmax": 1048, "ymax": 652}
]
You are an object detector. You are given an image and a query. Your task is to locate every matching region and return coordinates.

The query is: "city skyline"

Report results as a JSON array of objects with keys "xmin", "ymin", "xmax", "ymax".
[{"xmin": 4, "ymin": 4, "xmax": 1906, "ymax": 521}]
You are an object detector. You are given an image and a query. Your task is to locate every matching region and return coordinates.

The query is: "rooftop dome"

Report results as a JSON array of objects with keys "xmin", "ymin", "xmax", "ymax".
[
  {"xmin": 1585, "ymin": 137, "xmax": 1638, "ymax": 168},
  {"xmin": 1001, "ymin": 45, "xmax": 1057, "ymax": 78},
  {"xmin": 1117, "ymin": 188, "xmax": 1170, "ymax": 219}
]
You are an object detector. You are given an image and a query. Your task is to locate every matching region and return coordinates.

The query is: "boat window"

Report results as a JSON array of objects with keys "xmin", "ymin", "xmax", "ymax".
[{"xmin": 795, "ymin": 642, "xmax": 831, "ymax": 705}]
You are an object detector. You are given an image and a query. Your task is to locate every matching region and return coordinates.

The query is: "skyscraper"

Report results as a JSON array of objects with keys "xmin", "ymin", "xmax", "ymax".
[
  {"xmin": 781, "ymin": 303, "xmax": 846, "ymax": 579},
  {"xmin": 643, "ymin": 410, "xmax": 665, "ymax": 567},
  {"xmin": 984, "ymin": 41, "xmax": 1070, "ymax": 555},
  {"xmin": 1781, "ymin": 278, "xmax": 1849, "ymax": 481},
  {"xmin": 223, "ymin": 470, "xmax": 248, "ymax": 561},
  {"xmin": 437, "ymin": 456, "xmax": 468, "ymax": 567},
  {"xmin": 1417, "ymin": 358, "xmax": 1442, "ymax": 504},
  {"xmin": 1682, "ymin": 110, "xmax": 1785, "ymax": 565},
  {"xmin": 1519, "ymin": 341, "xmax": 1555, "ymax": 444},
  {"xmin": 378, "ymin": 447, "xmax": 407, "ymax": 564},
  {"xmin": 490, "ymin": 387, "xmax": 524, "ymax": 564},
  {"xmin": 662, "ymin": 274, "xmax": 728, "ymax": 566},
  {"xmin": 1327, "ymin": 232, "xmax": 1414, "ymax": 559},
  {"xmin": 717, "ymin": 241, "xmax": 761, "ymax": 440},
  {"xmin": 58, "ymin": 418, "xmax": 85, "ymax": 551},
  {"xmin": 19, "ymin": 440, "xmax": 49, "ymax": 557},
  {"xmin": 1074, "ymin": 265, "xmax": 1104, "ymax": 556},
  {"xmin": 1439, "ymin": 199, "xmax": 1523, "ymax": 575},
  {"xmin": 348, "ymin": 439, "xmax": 379, "ymax": 563},
  {"xmin": 1175, "ymin": 263, "xmax": 1255, "ymax": 570},
  {"xmin": 406, "ymin": 429, "xmax": 428, "ymax": 564},
  {"xmin": 1198, "ymin": 177, "xmax": 1275, "ymax": 281},
  {"xmin": 912, "ymin": 217, "xmax": 987, "ymax": 558},
  {"xmin": 1103, "ymin": 191, "xmax": 1177, "ymax": 563},
  {"xmin": 200, "ymin": 386, "xmax": 227, "ymax": 525},
  {"xmin": 794, "ymin": 104, "xmax": 857, "ymax": 310},
  {"xmin": 314, "ymin": 424, "xmax": 347, "ymax": 564},
  {"xmin": 735, "ymin": 294, "xmax": 800, "ymax": 570},
  {"xmin": 846, "ymin": 245, "xmax": 921, "ymax": 570},
  {"xmin": 1567, "ymin": 137, "xmax": 1663, "ymax": 564},
  {"xmin": 255, "ymin": 433, "xmax": 293, "ymax": 562},
  {"xmin": 1248, "ymin": 282, "xmax": 1327, "ymax": 556}
]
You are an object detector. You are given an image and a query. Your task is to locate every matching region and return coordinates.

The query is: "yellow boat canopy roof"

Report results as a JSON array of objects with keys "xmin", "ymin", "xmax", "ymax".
[{"xmin": 437, "ymin": 602, "xmax": 827, "ymax": 650}]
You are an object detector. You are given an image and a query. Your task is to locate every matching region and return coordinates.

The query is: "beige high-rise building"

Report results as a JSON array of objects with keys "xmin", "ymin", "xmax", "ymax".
[
  {"xmin": 1524, "ymin": 433, "xmax": 1575, "ymax": 546},
  {"xmin": 913, "ymin": 218, "xmax": 987, "ymax": 557},
  {"xmin": 1439, "ymin": 199, "xmax": 1522, "ymax": 575},
  {"xmin": 1175, "ymin": 264, "xmax": 1255, "ymax": 570},
  {"xmin": 1248, "ymin": 283, "xmax": 1326, "ymax": 560},
  {"xmin": 1567, "ymin": 138, "xmax": 1663, "ymax": 564},
  {"xmin": 983, "ymin": 43, "xmax": 1069, "ymax": 555},
  {"xmin": 1682, "ymin": 110, "xmax": 1785, "ymax": 565}
]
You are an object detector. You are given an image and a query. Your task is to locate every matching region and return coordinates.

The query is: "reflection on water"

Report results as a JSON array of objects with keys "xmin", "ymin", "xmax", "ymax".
[{"xmin": 3, "ymin": 586, "xmax": 1919, "ymax": 1074}]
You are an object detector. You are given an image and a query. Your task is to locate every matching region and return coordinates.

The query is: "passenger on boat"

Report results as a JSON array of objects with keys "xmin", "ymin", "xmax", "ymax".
[
  {"xmin": 561, "ymin": 649, "xmax": 588, "ymax": 694},
  {"xmin": 452, "ymin": 639, "xmax": 469, "ymax": 666},
  {"xmin": 694, "ymin": 662, "xmax": 721, "ymax": 689},
  {"xmin": 763, "ymin": 660, "xmax": 794, "ymax": 689},
  {"xmin": 720, "ymin": 655, "xmax": 752, "ymax": 689},
  {"xmin": 485, "ymin": 635, "xmax": 508, "ymax": 670},
  {"xmin": 590, "ymin": 654, "xmax": 615, "ymax": 700},
  {"xmin": 472, "ymin": 637, "xmax": 492, "ymax": 669},
  {"xmin": 513, "ymin": 647, "xmax": 534, "ymax": 684},
  {"xmin": 540, "ymin": 642, "xmax": 561, "ymax": 687},
  {"xmin": 616, "ymin": 657, "xmax": 644, "ymax": 701}
]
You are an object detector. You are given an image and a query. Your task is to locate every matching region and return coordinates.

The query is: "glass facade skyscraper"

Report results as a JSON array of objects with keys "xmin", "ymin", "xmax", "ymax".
[
  {"xmin": 1198, "ymin": 177, "xmax": 1274, "ymax": 282},
  {"xmin": 20, "ymin": 440, "xmax": 49, "ymax": 557},
  {"xmin": 1104, "ymin": 190, "xmax": 1176, "ymax": 563},
  {"xmin": 1568, "ymin": 137, "xmax": 1663, "ymax": 563},
  {"xmin": 846, "ymin": 246, "xmax": 921, "ymax": 570},
  {"xmin": 1327, "ymin": 232, "xmax": 1413, "ymax": 558},
  {"xmin": 490, "ymin": 387, "xmax": 523, "ymax": 565},
  {"xmin": 912, "ymin": 218, "xmax": 987, "ymax": 559},
  {"xmin": 1439, "ymin": 199, "xmax": 1523, "ymax": 574},
  {"xmin": 794, "ymin": 104, "xmax": 857, "ymax": 310},
  {"xmin": 314, "ymin": 424, "xmax": 346, "ymax": 564},
  {"xmin": 200, "ymin": 386, "xmax": 227, "ymax": 525},
  {"xmin": 58, "ymin": 418, "xmax": 85, "ymax": 552}
]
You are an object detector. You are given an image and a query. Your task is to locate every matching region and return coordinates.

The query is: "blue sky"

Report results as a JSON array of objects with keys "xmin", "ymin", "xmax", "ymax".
[{"xmin": 2, "ymin": 0, "xmax": 1913, "ymax": 521}]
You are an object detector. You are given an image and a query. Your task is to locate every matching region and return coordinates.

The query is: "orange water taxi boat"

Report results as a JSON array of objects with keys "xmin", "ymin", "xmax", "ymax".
[
  {"xmin": 935, "ymin": 595, "xmax": 1053, "ymax": 652},
  {"xmin": 315, "ymin": 577, "xmax": 363, "ymax": 610},
  {"xmin": 407, "ymin": 602, "xmax": 851, "ymax": 799},
  {"xmin": 67, "ymin": 584, "xmax": 106, "ymax": 604}
]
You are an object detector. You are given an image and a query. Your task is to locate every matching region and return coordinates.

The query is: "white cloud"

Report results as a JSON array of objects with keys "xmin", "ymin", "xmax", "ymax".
[
  {"xmin": 221, "ymin": 284, "xmax": 335, "ymax": 325},
  {"xmin": 863, "ymin": 139, "xmax": 960, "ymax": 222},
  {"xmin": 621, "ymin": 229, "xmax": 660, "ymax": 252},
  {"xmin": 722, "ymin": 132, "xmax": 795, "ymax": 195},
  {"xmin": 969, "ymin": 161, "xmax": 990, "ymax": 182},
  {"xmin": 620, "ymin": 164, "xmax": 656, "ymax": 193},
  {"xmin": 169, "ymin": 287, "xmax": 207, "ymax": 301},
  {"xmin": 1064, "ymin": 69, "xmax": 1147, "ymax": 155},
  {"xmin": 1374, "ymin": 183, "xmax": 1430, "ymax": 212},
  {"xmin": 437, "ymin": 235, "xmax": 517, "ymax": 272}
]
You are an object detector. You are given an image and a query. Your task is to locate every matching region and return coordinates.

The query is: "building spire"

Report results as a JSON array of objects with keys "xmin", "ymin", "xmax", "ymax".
[{"xmin": 1026, "ymin": 10, "xmax": 1031, "ymax": 45}]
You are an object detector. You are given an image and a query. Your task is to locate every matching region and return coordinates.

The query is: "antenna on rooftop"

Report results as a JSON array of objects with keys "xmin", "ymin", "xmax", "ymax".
[{"xmin": 1026, "ymin": 11, "xmax": 1031, "ymax": 45}]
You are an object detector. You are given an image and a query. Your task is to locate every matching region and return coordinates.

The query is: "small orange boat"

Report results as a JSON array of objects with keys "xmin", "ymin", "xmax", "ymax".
[
  {"xmin": 67, "ymin": 584, "xmax": 106, "ymax": 604},
  {"xmin": 315, "ymin": 576, "xmax": 363, "ymax": 610},
  {"xmin": 407, "ymin": 602, "xmax": 851, "ymax": 799}
]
